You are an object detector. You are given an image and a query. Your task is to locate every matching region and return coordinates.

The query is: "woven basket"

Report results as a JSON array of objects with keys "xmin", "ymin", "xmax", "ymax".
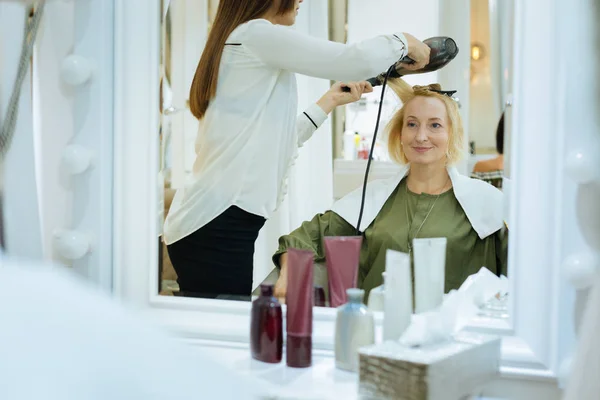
[{"xmin": 358, "ymin": 332, "xmax": 501, "ymax": 400}]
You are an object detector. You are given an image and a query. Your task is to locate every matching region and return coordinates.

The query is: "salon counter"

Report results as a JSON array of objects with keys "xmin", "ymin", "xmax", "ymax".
[
  {"xmin": 195, "ymin": 342, "xmax": 505, "ymax": 400},
  {"xmin": 199, "ymin": 343, "xmax": 358, "ymax": 399}
]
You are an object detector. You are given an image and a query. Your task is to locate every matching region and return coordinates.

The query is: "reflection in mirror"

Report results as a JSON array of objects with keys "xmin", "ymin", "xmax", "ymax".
[
  {"xmin": 469, "ymin": 0, "xmax": 513, "ymax": 188},
  {"xmin": 157, "ymin": 0, "xmax": 514, "ymax": 318}
]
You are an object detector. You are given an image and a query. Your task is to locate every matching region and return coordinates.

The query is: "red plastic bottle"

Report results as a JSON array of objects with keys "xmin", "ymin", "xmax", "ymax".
[
  {"xmin": 250, "ymin": 284, "xmax": 283, "ymax": 363},
  {"xmin": 286, "ymin": 249, "xmax": 314, "ymax": 368}
]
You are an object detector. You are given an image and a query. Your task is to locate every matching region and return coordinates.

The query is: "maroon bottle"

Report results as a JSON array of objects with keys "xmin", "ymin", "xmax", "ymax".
[
  {"xmin": 250, "ymin": 284, "xmax": 283, "ymax": 363},
  {"xmin": 286, "ymin": 249, "xmax": 314, "ymax": 368}
]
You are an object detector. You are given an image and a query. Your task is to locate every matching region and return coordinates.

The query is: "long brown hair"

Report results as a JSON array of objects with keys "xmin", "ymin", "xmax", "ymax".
[{"xmin": 189, "ymin": 0, "xmax": 296, "ymax": 120}]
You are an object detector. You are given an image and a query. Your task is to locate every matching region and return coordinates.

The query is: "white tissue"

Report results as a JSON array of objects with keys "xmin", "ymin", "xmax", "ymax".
[
  {"xmin": 399, "ymin": 267, "xmax": 508, "ymax": 347},
  {"xmin": 458, "ymin": 267, "xmax": 507, "ymax": 307}
]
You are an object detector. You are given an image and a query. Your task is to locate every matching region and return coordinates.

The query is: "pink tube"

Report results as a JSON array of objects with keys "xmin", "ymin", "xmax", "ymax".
[
  {"xmin": 286, "ymin": 248, "xmax": 314, "ymax": 368},
  {"xmin": 324, "ymin": 236, "xmax": 362, "ymax": 308}
]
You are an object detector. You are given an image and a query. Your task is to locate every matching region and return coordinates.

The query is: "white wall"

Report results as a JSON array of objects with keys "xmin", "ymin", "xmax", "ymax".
[
  {"xmin": 166, "ymin": 0, "xmax": 207, "ymax": 189},
  {"xmin": 438, "ymin": 0, "xmax": 471, "ymax": 173},
  {"xmin": 469, "ymin": 0, "xmax": 499, "ymax": 151}
]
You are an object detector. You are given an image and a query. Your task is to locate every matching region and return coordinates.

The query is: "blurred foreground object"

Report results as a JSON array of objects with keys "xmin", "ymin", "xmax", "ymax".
[{"xmin": 0, "ymin": 254, "xmax": 269, "ymax": 400}]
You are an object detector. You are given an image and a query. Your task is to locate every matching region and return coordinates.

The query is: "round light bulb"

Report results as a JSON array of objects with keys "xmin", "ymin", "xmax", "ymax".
[
  {"xmin": 576, "ymin": 182, "xmax": 600, "ymax": 251},
  {"xmin": 565, "ymin": 149, "xmax": 600, "ymax": 184},
  {"xmin": 558, "ymin": 354, "xmax": 573, "ymax": 389},
  {"xmin": 62, "ymin": 144, "xmax": 93, "ymax": 174},
  {"xmin": 563, "ymin": 252, "xmax": 600, "ymax": 290},
  {"xmin": 53, "ymin": 229, "xmax": 91, "ymax": 260},
  {"xmin": 60, "ymin": 55, "xmax": 93, "ymax": 86}
]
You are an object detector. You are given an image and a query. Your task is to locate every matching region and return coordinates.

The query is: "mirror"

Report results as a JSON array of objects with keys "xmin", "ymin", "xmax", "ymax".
[
  {"xmin": 157, "ymin": 0, "xmax": 513, "ymax": 317},
  {"xmin": 114, "ymin": 0, "xmax": 579, "ymax": 381}
]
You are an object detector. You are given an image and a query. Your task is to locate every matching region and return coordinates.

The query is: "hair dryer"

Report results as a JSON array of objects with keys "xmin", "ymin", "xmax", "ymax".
[
  {"xmin": 372, "ymin": 36, "xmax": 458, "ymax": 84},
  {"xmin": 341, "ymin": 37, "xmax": 459, "ymax": 92},
  {"xmin": 350, "ymin": 36, "xmax": 459, "ymax": 234}
]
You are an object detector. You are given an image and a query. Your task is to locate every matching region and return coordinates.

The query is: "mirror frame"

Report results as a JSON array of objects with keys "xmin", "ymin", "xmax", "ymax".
[{"xmin": 112, "ymin": 0, "xmax": 573, "ymax": 382}]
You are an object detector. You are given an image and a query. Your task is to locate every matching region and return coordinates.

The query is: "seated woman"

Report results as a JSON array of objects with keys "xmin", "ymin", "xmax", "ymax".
[
  {"xmin": 471, "ymin": 113, "xmax": 505, "ymax": 189},
  {"xmin": 272, "ymin": 79, "xmax": 507, "ymax": 302}
]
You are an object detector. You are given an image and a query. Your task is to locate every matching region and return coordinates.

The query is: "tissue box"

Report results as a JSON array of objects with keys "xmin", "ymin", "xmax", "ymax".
[{"xmin": 358, "ymin": 332, "xmax": 501, "ymax": 400}]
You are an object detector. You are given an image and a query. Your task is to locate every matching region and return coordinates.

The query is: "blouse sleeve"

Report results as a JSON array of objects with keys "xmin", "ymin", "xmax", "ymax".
[
  {"xmin": 242, "ymin": 19, "xmax": 408, "ymax": 82},
  {"xmin": 296, "ymin": 103, "xmax": 329, "ymax": 147},
  {"xmin": 272, "ymin": 210, "xmax": 356, "ymax": 268}
]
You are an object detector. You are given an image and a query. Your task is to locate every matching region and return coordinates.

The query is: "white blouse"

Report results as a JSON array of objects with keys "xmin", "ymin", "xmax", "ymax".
[{"xmin": 163, "ymin": 19, "xmax": 408, "ymax": 245}]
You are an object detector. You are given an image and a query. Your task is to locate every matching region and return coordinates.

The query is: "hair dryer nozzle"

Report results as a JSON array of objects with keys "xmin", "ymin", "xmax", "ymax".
[{"xmin": 397, "ymin": 36, "xmax": 459, "ymax": 75}]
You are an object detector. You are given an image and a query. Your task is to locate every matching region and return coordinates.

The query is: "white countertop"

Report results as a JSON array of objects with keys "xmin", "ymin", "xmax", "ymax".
[
  {"xmin": 194, "ymin": 342, "xmax": 503, "ymax": 400},
  {"xmin": 198, "ymin": 343, "xmax": 359, "ymax": 399}
]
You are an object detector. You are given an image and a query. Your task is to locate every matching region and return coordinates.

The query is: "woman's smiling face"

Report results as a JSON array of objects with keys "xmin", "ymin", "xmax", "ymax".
[{"xmin": 400, "ymin": 96, "xmax": 450, "ymax": 166}]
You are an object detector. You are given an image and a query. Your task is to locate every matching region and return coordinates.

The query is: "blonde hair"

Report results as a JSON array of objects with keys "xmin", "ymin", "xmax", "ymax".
[{"xmin": 385, "ymin": 79, "xmax": 464, "ymax": 165}]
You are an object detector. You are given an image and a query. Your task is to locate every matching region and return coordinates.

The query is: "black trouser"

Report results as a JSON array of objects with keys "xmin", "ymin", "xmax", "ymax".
[{"xmin": 166, "ymin": 206, "xmax": 266, "ymax": 299}]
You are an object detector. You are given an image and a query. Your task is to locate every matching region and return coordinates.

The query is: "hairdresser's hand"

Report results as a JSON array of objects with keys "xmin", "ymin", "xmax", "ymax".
[
  {"xmin": 402, "ymin": 33, "xmax": 431, "ymax": 70},
  {"xmin": 274, "ymin": 253, "xmax": 288, "ymax": 303},
  {"xmin": 316, "ymin": 81, "xmax": 373, "ymax": 114}
]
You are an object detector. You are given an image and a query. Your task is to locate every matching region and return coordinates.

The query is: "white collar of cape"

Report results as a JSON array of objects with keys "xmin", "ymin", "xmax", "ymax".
[{"xmin": 331, "ymin": 164, "xmax": 505, "ymax": 240}]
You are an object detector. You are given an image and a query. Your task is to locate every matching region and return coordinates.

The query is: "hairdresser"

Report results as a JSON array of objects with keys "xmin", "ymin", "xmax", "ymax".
[{"xmin": 163, "ymin": 0, "xmax": 431, "ymax": 298}]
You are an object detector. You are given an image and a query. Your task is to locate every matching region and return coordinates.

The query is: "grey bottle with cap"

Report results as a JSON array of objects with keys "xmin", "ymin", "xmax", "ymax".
[{"xmin": 334, "ymin": 288, "xmax": 375, "ymax": 372}]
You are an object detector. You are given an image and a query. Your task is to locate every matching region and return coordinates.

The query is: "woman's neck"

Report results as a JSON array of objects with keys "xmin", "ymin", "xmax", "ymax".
[
  {"xmin": 262, "ymin": 15, "xmax": 277, "ymax": 24},
  {"xmin": 407, "ymin": 163, "xmax": 451, "ymax": 194},
  {"xmin": 261, "ymin": 9, "xmax": 281, "ymax": 25}
]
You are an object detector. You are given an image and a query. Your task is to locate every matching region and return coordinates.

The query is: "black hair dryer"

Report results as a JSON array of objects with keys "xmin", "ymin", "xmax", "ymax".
[
  {"xmin": 342, "ymin": 36, "xmax": 459, "ymax": 91},
  {"xmin": 372, "ymin": 36, "xmax": 459, "ymax": 85}
]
